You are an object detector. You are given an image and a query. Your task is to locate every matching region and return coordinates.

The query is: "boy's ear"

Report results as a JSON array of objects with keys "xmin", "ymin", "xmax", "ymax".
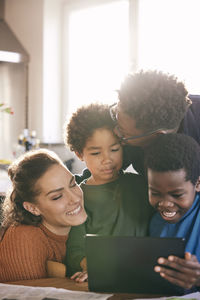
[
  {"xmin": 75, "ymin": 151, "xmax": 84, "ymax": 161},
  {"xmin": 23, "ymin": 202, "xmax": 41, "ymax": 216},
  {"xmin": 195, "ymin": 176, "xmax": 200, "ymax": 192}
]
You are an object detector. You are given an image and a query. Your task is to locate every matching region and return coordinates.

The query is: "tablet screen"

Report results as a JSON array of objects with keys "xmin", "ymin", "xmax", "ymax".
[{"xmin": 86, "ymin": 235, "xmax": 185, "ymax": 295}]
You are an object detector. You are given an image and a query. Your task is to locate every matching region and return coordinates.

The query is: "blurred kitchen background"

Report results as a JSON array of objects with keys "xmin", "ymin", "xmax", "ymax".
[{"xmin": 0, "ymin": 0, "xmax": 200, "ymax": 187}]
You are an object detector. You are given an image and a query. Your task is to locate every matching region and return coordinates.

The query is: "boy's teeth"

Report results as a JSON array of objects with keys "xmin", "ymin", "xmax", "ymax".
[
  {"xmin": 67, "ymin": 205, "xmax": 81, "ymax": 215},
  {"xmin": 162, "ymin": 211, "xmax": 176, "ymax": 218}
]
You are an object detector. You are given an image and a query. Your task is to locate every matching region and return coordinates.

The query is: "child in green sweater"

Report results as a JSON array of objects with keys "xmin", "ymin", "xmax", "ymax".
[{"xmin": 64, "ymin": 103, "xmax": 153, "ymax": 282}]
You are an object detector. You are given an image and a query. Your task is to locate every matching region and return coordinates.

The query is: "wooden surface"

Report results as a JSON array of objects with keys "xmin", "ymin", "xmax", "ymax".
[
  {"xmin": 7, "ymin": 277, "xmax": 164, "ymax": 299},
  {"xmin": 8, "ymin": 277, "xmax": 88, "ymax": 292}
]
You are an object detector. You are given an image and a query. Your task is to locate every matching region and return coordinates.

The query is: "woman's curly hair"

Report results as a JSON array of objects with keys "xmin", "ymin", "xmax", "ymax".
[
  {"xmin": 64, "ymin": 103, "xmax": 115, "ymax": 154},
  {"xmin": 118, "ymin": 70, "xmax": 189, "ymax": 131},
  {"xmin": 1, "ymin": 149, "xmax": 63, "ymax": 228}
]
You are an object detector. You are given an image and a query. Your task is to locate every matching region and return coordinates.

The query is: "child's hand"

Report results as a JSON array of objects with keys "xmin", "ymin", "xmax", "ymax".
[
  {"xmin": 154, "ymin": 252, "xmax": 200, "ymax": 289},
  {"xmin": 71, "ymin": 271, "xmax": 88, "ymax": 283}
]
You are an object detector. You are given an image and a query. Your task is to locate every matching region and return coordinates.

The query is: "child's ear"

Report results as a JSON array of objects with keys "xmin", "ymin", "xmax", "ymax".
[
  {"xmin": 75, "ymin": 151, "xmax": 84, "ymax": 161},
  {"xmin": 23, "ymin": 202, "xmax": 41, "ymax": 216},
  {"xmin": 195, "ymin": 176, "xmax": 200, "ymax": 192}
]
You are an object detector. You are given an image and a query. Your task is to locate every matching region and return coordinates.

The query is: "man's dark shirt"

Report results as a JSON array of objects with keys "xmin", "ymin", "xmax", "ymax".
[{"xmin": 178, "ymin": 96, "xmax": 200, "ymax": 144}]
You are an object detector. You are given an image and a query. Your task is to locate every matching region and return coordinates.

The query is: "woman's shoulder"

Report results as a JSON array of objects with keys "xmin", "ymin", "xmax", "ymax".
[
  {"xmin": 4, "ymin": 224, "xmax": 47, "ymax": 241},
  {"xmin": 4, "ymin": 224, "xmax": 67, "ymax": 243},
  {"xmin": 1, "ymin": 224, "xmax": 51, "ymax": 256}
]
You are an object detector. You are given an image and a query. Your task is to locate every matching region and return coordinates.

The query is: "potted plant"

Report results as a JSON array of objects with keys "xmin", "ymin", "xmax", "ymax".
[{"xmin": 0, "ymin": 103, "xmax": 14, "ymax": 114}]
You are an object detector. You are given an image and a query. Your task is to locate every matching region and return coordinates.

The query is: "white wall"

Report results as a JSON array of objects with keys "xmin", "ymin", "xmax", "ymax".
[
  {"xmin": 3, "ymin": 0, "xmax": 88, "ymax": 174},
  {"xmin": 5, "ymin": 0, "xmax": 63, "ymax": 143},
  {"xmin": 5, "ymin": 0, "xmax": 43, "ymax": 141},
  {"xmin": 43, "ymin": 0, "xmax": 62, "ymax": 143}
]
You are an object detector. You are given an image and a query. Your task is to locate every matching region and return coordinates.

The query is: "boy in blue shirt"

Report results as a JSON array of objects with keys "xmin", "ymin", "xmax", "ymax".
[{"xmin": 145, "ymin": 133, "xmax": 200, "ymax": 291}]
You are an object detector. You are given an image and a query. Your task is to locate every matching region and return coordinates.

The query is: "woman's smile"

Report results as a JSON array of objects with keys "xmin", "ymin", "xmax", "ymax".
[{"xmin": 66, "ymin": 204, "xmax": 82, "ymax": 215}]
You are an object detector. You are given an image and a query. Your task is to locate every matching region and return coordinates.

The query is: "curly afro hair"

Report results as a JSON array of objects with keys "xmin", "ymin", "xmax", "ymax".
[
  {"xmin": 118, "ymin": 70, "xmax": 189, "ymax": 131},
  {"xmin": 65, "ymin": 103, "xmax": 115, "ymax": 154},
  {"xmin": 145, "ymin": 133, "xmax": 200, "ymax": 185}
]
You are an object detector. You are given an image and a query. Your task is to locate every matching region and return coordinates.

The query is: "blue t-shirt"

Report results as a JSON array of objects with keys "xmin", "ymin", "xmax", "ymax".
[{"xmin": 150, "ymin": 193, "xmax": 200, "ymax": 261}]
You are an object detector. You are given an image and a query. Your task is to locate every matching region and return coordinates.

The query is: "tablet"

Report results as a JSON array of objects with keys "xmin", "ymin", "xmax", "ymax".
[{"xmin": 85, "ymin": 235, "xmax": 186, "ymax": 295}]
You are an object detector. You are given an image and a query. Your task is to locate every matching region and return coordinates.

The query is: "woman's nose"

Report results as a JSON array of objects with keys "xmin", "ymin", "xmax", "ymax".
[{"xmin": 67, "ymin": 188, "xmax": 82, "ymax": 205}]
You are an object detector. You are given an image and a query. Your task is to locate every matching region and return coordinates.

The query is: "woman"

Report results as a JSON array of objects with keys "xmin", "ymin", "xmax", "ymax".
[{"xmin": 0, "ymin": 149, "xmax": 87, "ymax": 282}]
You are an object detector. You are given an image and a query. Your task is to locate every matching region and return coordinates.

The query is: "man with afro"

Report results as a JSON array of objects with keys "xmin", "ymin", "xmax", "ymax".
[{"xmin": 110, "ymin": 70, "xmax": 200, "ymax": 175}]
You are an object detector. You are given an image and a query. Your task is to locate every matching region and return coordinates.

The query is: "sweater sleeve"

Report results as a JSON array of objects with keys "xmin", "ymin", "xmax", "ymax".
[
  {"xmin": 0, "ymin": 225, "xmax": 51, "ymax": 282},
  {"xmin": 64, "ymin": 223, "xmax": 86, "ymax": 277}
]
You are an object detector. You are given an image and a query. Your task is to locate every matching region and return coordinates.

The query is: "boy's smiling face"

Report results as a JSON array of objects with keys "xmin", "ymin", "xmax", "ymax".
[{"xmin": 148, "ymin": 168, "xmax": 200, "ymax": 224}]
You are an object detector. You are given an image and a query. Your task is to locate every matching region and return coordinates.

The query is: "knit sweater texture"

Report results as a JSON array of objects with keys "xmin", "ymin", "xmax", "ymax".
[{"xmin": 0, "ymin": 223, "xmax": 67, "ymax": 282}]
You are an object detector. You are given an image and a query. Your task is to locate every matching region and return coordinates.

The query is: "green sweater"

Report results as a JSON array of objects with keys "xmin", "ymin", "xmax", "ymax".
[{"xmin": 65, "ymin": 172, "xmax": 153, "ymax": 276}]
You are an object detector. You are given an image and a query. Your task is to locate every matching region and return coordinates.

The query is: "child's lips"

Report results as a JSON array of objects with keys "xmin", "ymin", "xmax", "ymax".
[
  {"xmin": 102, "ymin": 168, "xmax": 114, "ymax": 174},
  {"xmin": 161, "ymin": 210, "xmax": 177, "ymax": 218}
]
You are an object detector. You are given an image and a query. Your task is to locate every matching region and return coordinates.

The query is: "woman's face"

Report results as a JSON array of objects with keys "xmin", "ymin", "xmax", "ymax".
[{"xmin": 31, "ymin": 164, "xmax": 87, "ymax": 235}]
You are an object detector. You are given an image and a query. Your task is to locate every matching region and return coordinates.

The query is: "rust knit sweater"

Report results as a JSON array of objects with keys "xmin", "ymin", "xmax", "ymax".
[{"xmin": 0, "ymin": 224, "xmax": 68, "ymax": 282}]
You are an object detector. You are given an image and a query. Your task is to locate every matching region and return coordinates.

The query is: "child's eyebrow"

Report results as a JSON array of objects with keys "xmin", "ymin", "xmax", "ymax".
[
  {"xmin": 169, "ymin": 188, "xmax": 185, "ymax": 193},
  {"xmin": 87, "ymin": 142, "xmax": 120, "ymax": 151},
  {"xmin": 149, "ymin": 186, "xmax": 185, "ymax": 193},
  {"xmin": 87, "ymin": 146, "xmax": 101, "ymax": 150}
]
